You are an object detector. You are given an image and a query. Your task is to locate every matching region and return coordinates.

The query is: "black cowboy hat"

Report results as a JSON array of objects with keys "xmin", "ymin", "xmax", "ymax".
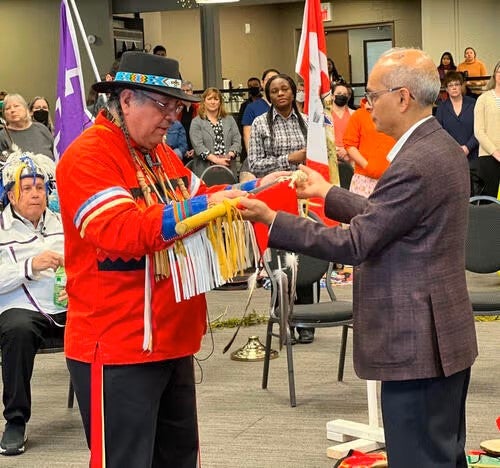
[{"xmin": 92, "ymin": 51, "xmax": 199, "ymax": 102}]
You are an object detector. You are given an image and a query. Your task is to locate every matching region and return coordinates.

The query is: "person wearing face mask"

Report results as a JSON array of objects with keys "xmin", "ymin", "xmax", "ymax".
[
  {"xmin": 331, "ymin": 83, "xmax": 355, "ymax": 162},
  {"xmin": 295, "ymin": 81, "xmax": 305, "ymax": 113},
  {"xmin": 236, "ymin": 77, "xmax": 262, "ymax": 163},
  {"xmin": 29, "ymin": 97, "xmax": 54, "ymax": 134},
  {"xmin": 237, "ymin": 77, "xmax": 261, "ymax": 133},
  {"xmin": 241, "ymin": 68, "xmax": 280, "ymax": 152}
]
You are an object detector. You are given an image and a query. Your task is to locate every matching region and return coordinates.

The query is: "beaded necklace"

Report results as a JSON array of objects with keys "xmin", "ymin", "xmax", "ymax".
[{"xmin": 106, "ymin": 107, "xmax": 192, "ymax": 280}]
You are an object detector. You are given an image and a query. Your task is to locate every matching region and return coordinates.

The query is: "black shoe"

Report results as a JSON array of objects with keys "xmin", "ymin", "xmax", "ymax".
[
  {"xmin": 0, "ymin": 421, "xmax": 27, "ymax": 456},
  {"xmin": 297, "ymin": 329, "xmax": 315, "ymax": 344}
]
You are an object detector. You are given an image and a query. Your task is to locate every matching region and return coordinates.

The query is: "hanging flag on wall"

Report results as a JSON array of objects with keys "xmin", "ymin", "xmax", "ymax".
[
  {"xmin": 54, "ymin": 0, "xmax": 93, "ymax": 161},
  {"xmin": 295, "ymin": 0, "xmax": 339, "ymax": 187}
]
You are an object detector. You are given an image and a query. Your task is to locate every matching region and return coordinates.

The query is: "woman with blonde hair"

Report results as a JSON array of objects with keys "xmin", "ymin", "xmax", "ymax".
[
  {"xmin": 190, "ymin": 87, "xmax": 241, "ymax": 177},
  {"xmin": 0, "ymin": 93, "xmax": 54, "ymax": 159}
]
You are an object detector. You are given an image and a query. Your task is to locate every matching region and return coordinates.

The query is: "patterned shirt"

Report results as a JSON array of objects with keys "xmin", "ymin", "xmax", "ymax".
[
  {"xmin": 248, "ymin": 108, "xmax": 307, "ymax": 177},
  {"xmin": 200, "ymin": 119, "xmax": 225, "ymax": 160}
]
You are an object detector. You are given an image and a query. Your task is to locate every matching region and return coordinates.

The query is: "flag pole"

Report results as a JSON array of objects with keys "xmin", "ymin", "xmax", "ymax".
[
  {"xmin": 322, "ymin": 94, "xmax": 340, "ymax": 186},
  {"xmin": 67, "ymin": 0, "xmax": 101, "ymax": 83}
]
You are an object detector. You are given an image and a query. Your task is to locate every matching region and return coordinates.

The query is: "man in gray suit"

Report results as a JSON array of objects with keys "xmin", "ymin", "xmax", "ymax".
[{"xmin": 239, "ymin": 48, "xmax": 478, "ymax": 468}]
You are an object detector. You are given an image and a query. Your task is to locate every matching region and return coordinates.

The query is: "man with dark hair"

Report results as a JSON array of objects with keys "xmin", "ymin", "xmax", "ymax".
[
  {"xmin": 152, "ymin": 44, "xmax": 166, "ymax": 57},
  {"xmin": 241, "ymin": 68, "xmax": 279, "ymax": 151},
  {"xmin": 236, "ymin": 76, "xmax": 261, "ymax": 164}
]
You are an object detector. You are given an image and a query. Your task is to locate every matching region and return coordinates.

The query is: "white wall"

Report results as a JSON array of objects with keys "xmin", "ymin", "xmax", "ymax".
[{"xmin": 422, "ymin": 0, "xmax": 499, "ymax": 72}]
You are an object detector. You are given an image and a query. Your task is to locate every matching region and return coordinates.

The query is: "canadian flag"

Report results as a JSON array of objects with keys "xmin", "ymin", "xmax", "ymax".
[
  {"xmin": 295, "ymin": 0, "xmax": 331, "ymax": 180},
  {"xmin": 296, "ymin": 0, "xmax": 339, "ymax": 226}
]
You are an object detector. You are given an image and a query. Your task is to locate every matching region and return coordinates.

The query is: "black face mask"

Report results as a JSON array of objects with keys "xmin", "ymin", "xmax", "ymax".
[
  {"xmin": 248, "ymin": 86, "xmax": 262, "ymax": 98},
  {"xmin": 334, "ymin": 95, "xmax": 349, "ymax": 107},
  {"xmin": 33, "ymin": 109, "xmax": 49, "ymax": 126}
]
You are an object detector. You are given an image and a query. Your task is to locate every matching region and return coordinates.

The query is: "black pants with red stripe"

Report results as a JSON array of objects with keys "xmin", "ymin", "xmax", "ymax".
[{"xmin": 67, "ymin": 355, "xmax": 198, "ymax": 468}]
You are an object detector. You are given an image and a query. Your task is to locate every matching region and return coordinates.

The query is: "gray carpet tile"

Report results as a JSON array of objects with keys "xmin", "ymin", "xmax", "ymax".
[{"xmin": 1, "ymin": 272, "xmax": 499, "ymax": 467}]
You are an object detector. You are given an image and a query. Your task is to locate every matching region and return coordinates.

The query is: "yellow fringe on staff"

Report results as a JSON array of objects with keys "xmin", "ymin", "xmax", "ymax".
[
  {"xmin": 175, "ymin": 198, "xmax": 241, "ymax": 236},
  {"xmin": 175, "ymin": 198, "xmax": 249, "ymax": 282}
]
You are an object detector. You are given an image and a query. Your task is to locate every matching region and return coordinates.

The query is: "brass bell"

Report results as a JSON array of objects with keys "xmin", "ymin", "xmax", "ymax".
[{"xmin": 230, "ymin": 335, "xmax": 279, "ymax": 362}]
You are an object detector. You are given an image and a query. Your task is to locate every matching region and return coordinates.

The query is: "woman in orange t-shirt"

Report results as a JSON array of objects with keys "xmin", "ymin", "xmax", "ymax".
[
  {"xmin": 457, "ymin": 47, "xmax": 488, "ymax": 97},
  {"xmin": 331, "ymin": 82, "xmax": 355, "ymax": 161},
  {"xmin": 343, "ymin": 98, "xmax": 395, "ymax": 197}
]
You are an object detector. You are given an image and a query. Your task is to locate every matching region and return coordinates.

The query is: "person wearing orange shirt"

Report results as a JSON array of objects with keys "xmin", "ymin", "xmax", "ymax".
[
  {"xmin": 457, "ymin": 47, "xmax": 488, "ymax": 98},
  {"xmin": 343, "ymin": 98, "xmax": 395, "ymax": 197},
  {"xmin": 331, "ymin": 82, "xmax": 355, "ymax": 161}
]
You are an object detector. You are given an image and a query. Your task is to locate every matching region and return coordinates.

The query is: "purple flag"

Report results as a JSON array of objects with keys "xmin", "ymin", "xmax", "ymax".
[{"xmin": 54, "ymin": 0, "xmax": 93, "ymax": 160}]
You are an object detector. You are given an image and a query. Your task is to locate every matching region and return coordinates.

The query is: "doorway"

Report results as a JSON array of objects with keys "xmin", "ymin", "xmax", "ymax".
[
  {"xmin": 325, "ymin": 30, "xmax": 350, "ymax": 82},
  {"xmin": 325, "ymin": 23, "xmax": 394, "ymax": 105}
]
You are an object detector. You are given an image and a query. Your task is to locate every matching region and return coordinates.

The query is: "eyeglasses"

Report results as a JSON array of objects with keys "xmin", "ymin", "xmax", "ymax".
[
  {"xmin": 364, "ymin": 86, "xmax": 414, "ymax": 106},
  {"xmin": 138, "ymin": 91, "xmax": 183, "ymax": 115},
  {"xmin": 446, "ymin": 82, "xmax": 462, "ymax": 88}
]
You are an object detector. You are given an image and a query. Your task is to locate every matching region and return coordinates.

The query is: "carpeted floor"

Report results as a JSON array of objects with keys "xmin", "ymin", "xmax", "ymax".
[{"xmin": 1, "ymin": 272, "xmax": 498, "ymax": 467}]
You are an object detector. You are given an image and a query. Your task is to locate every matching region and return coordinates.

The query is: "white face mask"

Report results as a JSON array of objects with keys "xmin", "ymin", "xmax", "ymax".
[{"xmin": 296, "ymin": 90, "xmax": 305, "ymax": 103}]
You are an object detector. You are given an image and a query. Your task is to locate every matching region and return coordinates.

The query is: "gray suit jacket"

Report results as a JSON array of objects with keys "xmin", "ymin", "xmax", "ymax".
[
  {"xmin": 270, "ymin": 117, "xmax": 478, "ymax": 381},
  {"xmin": 189, "ymin": 115, "xmax": 241, "ymax": 177}
]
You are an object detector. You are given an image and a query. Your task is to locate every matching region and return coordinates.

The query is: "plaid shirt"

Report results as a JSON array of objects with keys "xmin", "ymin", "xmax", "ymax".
[{"xmin": 248, "ymin": 108, "xmax": 307, "ymax": 177}]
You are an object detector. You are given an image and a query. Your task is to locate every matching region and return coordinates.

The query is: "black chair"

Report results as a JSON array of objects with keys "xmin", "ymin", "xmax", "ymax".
[
  {"xmin": 262, "ymin": 248, "xmax": 353, "ymax": 407},
  {"xmin": 185, "ymin": 159, "xmax": 194, "ymax": 170},
  {"xmin": 37, "ymin": 324, "xmax": 75, "ymax": 408},
  {"xmin": 465, "ymin": 196, "xmax": 500, "ymax": 316},
  {"xmin": 338, "ymin": 161, "xmax": 354, "ymax": 189},
  {"xmin": 200, "ymin": 165, "xmax": 237, "ymax": 186}
]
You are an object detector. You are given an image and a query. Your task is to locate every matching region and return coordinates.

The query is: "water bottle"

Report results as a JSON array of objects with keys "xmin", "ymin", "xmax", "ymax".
[
  {"xmin": 48, "ymin": 187, "xmax": 60, "ymax": 213},
  {"xmin": 53, "ymin": 266, "xmax": 68, "ymax": 307}
]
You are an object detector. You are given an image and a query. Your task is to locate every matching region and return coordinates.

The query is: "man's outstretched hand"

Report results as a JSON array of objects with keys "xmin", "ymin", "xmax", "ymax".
[
  {"xmin": 295, "ymin": 164, "xmax": 333, "ymax": 199},
  {"xmin": 238, "ymin": 197, "xmax": 277, "ymax": 226}
]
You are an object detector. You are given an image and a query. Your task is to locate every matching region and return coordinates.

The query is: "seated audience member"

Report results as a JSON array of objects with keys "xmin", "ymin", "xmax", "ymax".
[
  {"xmin": 331, "ymin": 82, "xmax": 355, "ymax": 161},
  {"xmin": 474, "ymin": 60, "xmax": 500, "ymax": 197},
  {"xmin": 437, "ymin": 51, "xmax": 457, "ymax": 101},
  {"xmin": 457, "ymin": 47, "xmax": 488, "ymax": 98},
  {"xmin": 29, "ymin": 96, "xmax": 54, "ymax": 134},
  {"xmin": 177, "ymin": 80, "xmax": 199, "ymax": 164},
  {"xmin": 165, "ymin": 120, "xmax": 188, "ymax": 160},
  {"xmin": 190, "ymin": 87, "xmax": 241, "ymax": 177},
  {"xmin": 343, "ymin": 97, "xmax": 395, "ymax": 197},
  {"xmin": 248, "ymin": 73, "xmax": 317, "ymax": 344},
  {"xmin": 0, "ymin": 150, "xmax": 66, "ymax": 456},
  {"xmin": 0, "ymin": 94, "xmax": 54, "ymax": 160},
  {"xmin": 248, "ymin": 74, "xmax": 307, "ymax": 178},
  {"xmin": 295, "ymin": 81, "xmax": 305, "ymax": 114},
  {"xmin": 435, "ymin": 71, "xmax": 478, "ymax": 165},
  {"xmin": 153, "ymin": 45, "xmax": 167, "ymax": 57},
  {"xmin": 241, "ymin": 68, "xmax": 280, "ymax": 151}
]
